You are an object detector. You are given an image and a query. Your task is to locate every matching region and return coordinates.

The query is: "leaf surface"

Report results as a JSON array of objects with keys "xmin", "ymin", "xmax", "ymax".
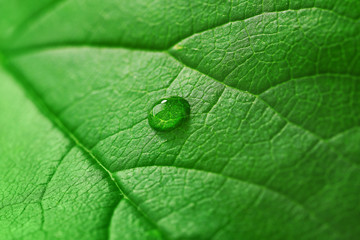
[{"xmin": 0, "ymin": 0, "xmax": 359, "ymax": 239}]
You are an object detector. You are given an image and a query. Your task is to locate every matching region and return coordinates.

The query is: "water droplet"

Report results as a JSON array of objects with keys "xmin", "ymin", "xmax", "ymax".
[{"xmin": 148, "ymin": 96, "xmax": 190, "ymax": 132}]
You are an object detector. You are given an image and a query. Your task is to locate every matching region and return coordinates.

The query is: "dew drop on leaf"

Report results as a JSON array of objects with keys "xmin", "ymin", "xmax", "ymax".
[{"xmin": 148, "ymin": 96, "xmax": 190, "ymax": 132}]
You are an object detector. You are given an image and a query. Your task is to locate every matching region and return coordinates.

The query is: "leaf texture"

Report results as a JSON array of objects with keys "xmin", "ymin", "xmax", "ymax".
[{"xmin": 0, "ymin": 0, "xmax": 359, "ymax": 239}]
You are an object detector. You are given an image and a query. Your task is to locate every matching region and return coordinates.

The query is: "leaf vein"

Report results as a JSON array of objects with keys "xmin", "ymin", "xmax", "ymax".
[{"xmin": 1, "ymin": 61, "xmax": 170, "ymax": 240}]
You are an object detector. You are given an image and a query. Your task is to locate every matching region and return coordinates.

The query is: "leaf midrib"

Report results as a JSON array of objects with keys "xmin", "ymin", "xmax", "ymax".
[{"xmin": 0, "ymin": 60, "xmax": 169, "ymax": 240}]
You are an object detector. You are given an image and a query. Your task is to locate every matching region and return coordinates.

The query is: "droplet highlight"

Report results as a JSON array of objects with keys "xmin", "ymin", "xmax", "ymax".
[{"xmin": 148, "ymin": 96, "xmax": 190, "ymax": 132}]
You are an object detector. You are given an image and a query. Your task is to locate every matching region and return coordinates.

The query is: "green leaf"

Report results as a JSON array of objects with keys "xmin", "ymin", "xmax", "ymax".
[{"xmin": 0, "ymin": 0, "xmax": 359, "ymax": 239}]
